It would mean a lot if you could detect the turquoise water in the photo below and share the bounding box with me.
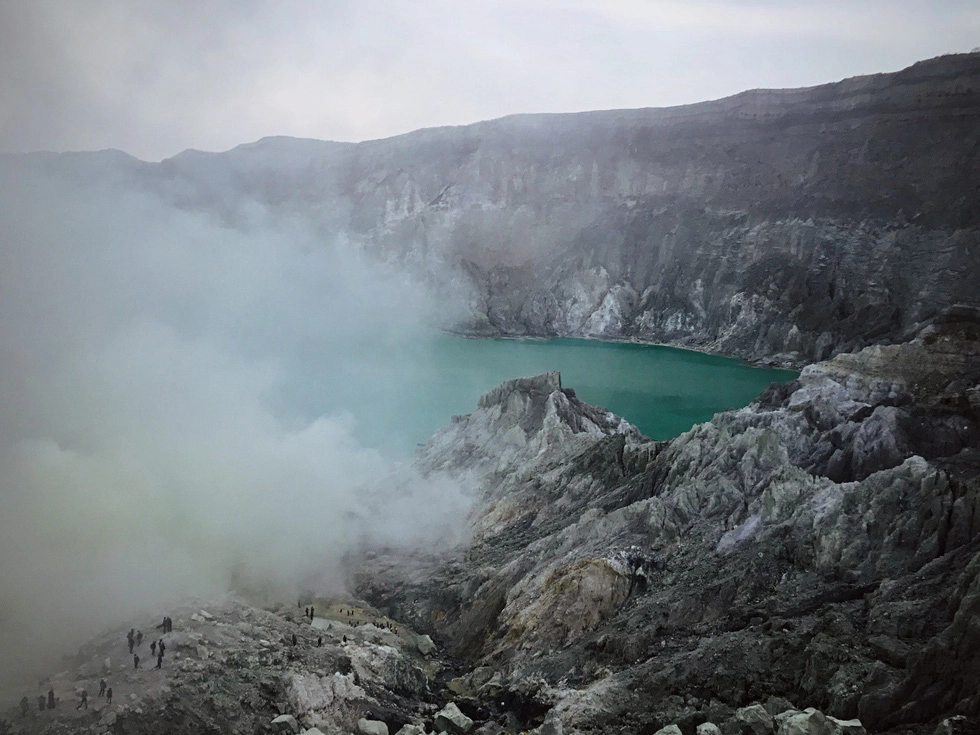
[277,334,797,455]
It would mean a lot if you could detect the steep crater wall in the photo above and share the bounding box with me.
[10,53,980,366]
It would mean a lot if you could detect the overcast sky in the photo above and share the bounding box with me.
[1,0,978,161]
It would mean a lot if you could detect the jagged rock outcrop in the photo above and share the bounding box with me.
[5,53,979,365]
[0,598,454,735]
[356,313,980,734]
[5,315,978,734]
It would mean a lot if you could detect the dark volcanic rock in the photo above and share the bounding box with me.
[6,53,980,366]
[356,316,980,735]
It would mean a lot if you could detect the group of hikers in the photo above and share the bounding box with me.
[334,605,398,635]
[128,618,169,670]
[18,615,172,719]
[19,681,111,718]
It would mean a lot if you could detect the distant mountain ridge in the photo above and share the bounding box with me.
[6,51,980,366]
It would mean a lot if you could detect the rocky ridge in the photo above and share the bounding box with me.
[4,314,979,735]
[0,597,457,735]
[5,53,979,365]
[355,311,980,734]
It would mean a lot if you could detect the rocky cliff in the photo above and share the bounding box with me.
[6,53,979,366]
[116,52,979,365]
[354,309,980,734]
[5,313,978,735]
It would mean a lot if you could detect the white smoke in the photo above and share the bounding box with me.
[0,162,472,694]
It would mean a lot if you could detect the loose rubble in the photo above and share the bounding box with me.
[3,316,978,735]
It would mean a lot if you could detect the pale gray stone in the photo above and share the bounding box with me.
[270,714,300,733]
[776,708,834,735]
[736,703,774,734]
[416,634,435,655]
[434,702,474,734]
[358,718,390,735]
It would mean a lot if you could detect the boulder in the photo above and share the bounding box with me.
[434,702,474,734]
[270,714,301,733]
[827,717,866,735]
[653,726,682,735]
[776,708,834,735]
[932,717,970,735]
[395,726,428,735]
[763,698,796,717]
[697,724,722,735]
[358,718,390,735]
[471,724,503,735]
[416,635,436,655]
[196,644,210,660]
[736,704,774,734]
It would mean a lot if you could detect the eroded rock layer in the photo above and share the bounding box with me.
[6,53,979,365]
[356,313,980,734]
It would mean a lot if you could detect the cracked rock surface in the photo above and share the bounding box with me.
[357,315,980,734]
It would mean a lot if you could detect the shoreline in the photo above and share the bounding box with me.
[437,328,805,371]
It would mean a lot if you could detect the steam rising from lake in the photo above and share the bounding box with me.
[0,168,471,692]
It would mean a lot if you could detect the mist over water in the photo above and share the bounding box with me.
[0,169,470,694]
[280,334,797,454]
[0,163,794,697]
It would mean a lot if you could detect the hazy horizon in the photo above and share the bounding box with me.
[2,1,977,161]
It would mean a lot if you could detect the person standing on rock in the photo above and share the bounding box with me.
[76,690,87,710]
[133,653,140,669]
[47,689,55,709]
[310,606,314,620]
[158,639,166,656]
[136,630,143,646]
[291,633,297,646]
[127,629,134,653]
[156,651,163,668]
[317,636,322,647]
[98,679,106,697]
[106,688,112,705]
[38,695,45,712]
[150,640,156,656]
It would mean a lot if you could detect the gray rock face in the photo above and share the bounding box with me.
[359,717,391,735]
[776,708,834,735]
[434,702,474,734]
[357,316,980,734]
[8,319,978,735]
[7,53,979,366]
[271,713,301,733]
[2,596,445,735]
[736,703,774,734]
